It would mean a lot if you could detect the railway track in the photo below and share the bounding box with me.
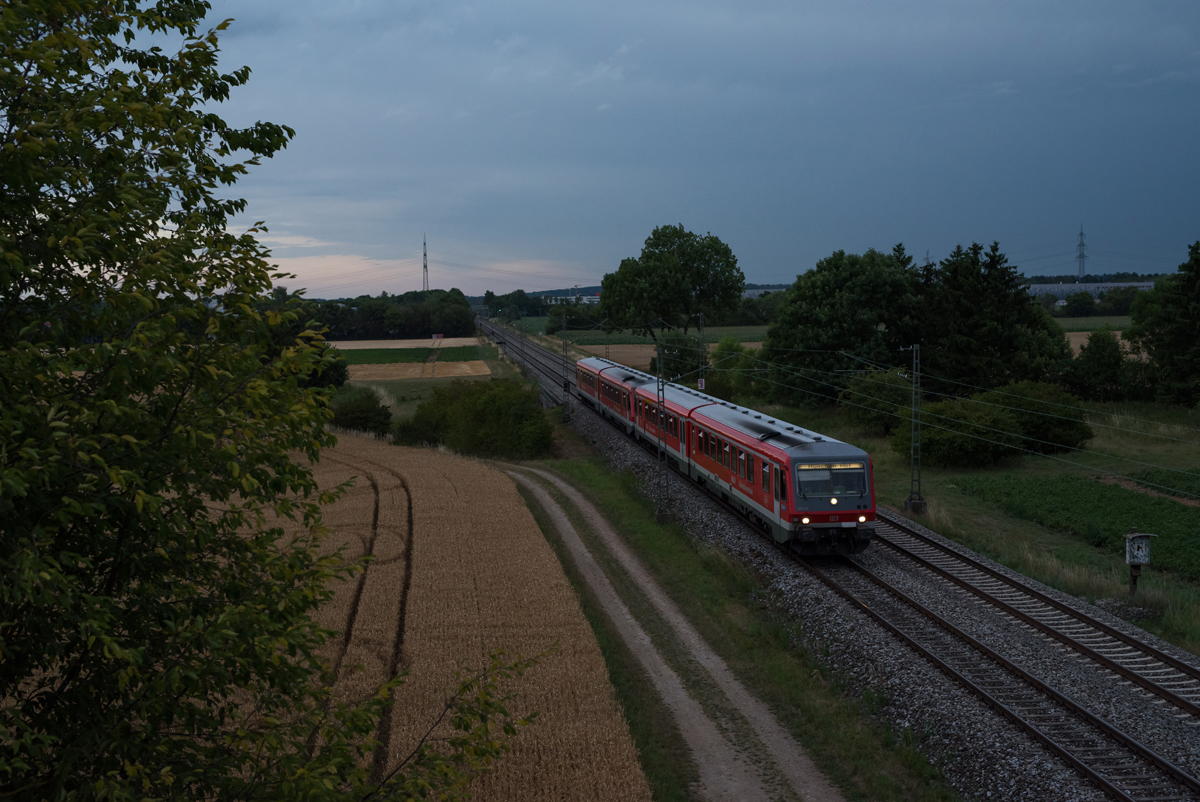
[477,318,580,405]
[802,555,1200,801]
[874,512,1200,724]
[477,316,1200,800]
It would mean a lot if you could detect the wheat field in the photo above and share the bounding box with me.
[310,435,650,800]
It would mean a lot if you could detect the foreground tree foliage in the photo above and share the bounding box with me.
[0,3,529,799]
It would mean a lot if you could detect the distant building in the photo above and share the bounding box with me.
[1026,281,1155,300]
[742,286,789,299]
[546,293,601,305]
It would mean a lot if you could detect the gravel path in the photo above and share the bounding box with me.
[519,467,847,802]
[507,471,777,801]
[566,400,1166,802]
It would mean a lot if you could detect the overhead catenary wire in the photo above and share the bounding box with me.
[628,332,1200,498]
[730,350,1200,481]
[542,315,1200,451]
[729,363,1200,500]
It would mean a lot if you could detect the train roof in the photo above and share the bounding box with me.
[690,395,866,459]
[578,357,866,460]
[578,357,657,387]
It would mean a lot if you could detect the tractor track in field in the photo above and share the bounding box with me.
[318,454,416,777]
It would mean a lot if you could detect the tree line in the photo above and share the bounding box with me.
[572,225,1199,466]
[306,288,476,340]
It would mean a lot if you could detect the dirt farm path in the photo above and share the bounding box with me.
[509,468,845,802]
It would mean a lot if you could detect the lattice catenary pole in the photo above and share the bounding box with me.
[655,340,672,523]
[561,305,571,421]
[902,344,926,514]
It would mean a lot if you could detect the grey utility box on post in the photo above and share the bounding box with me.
[1125,527,1158,596]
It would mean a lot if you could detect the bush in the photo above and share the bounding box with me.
[393,378,552,459]
[972,381,1093,454]
[839,370,912,436]
[331,386,392,433]
[700,336,763,400]
[647,330,707,382]
[892,399,1022,467]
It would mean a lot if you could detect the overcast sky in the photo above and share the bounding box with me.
[208,0,1200,298]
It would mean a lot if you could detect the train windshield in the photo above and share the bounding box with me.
[796,462,867,498]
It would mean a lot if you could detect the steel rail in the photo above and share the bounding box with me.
[875,510,1200,721]
[800,555,1200,801]
[477,318,577,402]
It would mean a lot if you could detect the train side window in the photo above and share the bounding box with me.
[737,449,744,478]
[723,442,730,469]
[762,461,770,490]
[747,453,754,479]
[773,466,781,500]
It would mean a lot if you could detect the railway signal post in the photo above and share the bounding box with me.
[561,306,571,422]
[1125,528,1157,596]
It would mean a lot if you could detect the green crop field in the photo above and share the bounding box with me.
[1055,316,1131,332]
[334,344,498,365]
[337,348,432,365]
[952,474,1200,581]
[719,397,1200,654]
[435,344,499,362]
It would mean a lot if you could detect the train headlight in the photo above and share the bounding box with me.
[801,517,810,525]
[859,515,866,523]
[830,498,837,505]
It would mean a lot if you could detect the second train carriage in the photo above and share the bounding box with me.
[576,356,876,555]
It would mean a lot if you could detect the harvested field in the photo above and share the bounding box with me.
[330,337,481,350]
[1065,330,1132,355]
[310,436,650,800]
[348,360,491,380]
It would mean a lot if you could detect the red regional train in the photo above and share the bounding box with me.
[576,356,876,555]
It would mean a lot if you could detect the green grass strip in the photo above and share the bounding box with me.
[515,482,698,802]
[537,458,958,802]
[1054,315,1132,332]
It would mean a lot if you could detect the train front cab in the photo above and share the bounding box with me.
[783,456,876,556]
